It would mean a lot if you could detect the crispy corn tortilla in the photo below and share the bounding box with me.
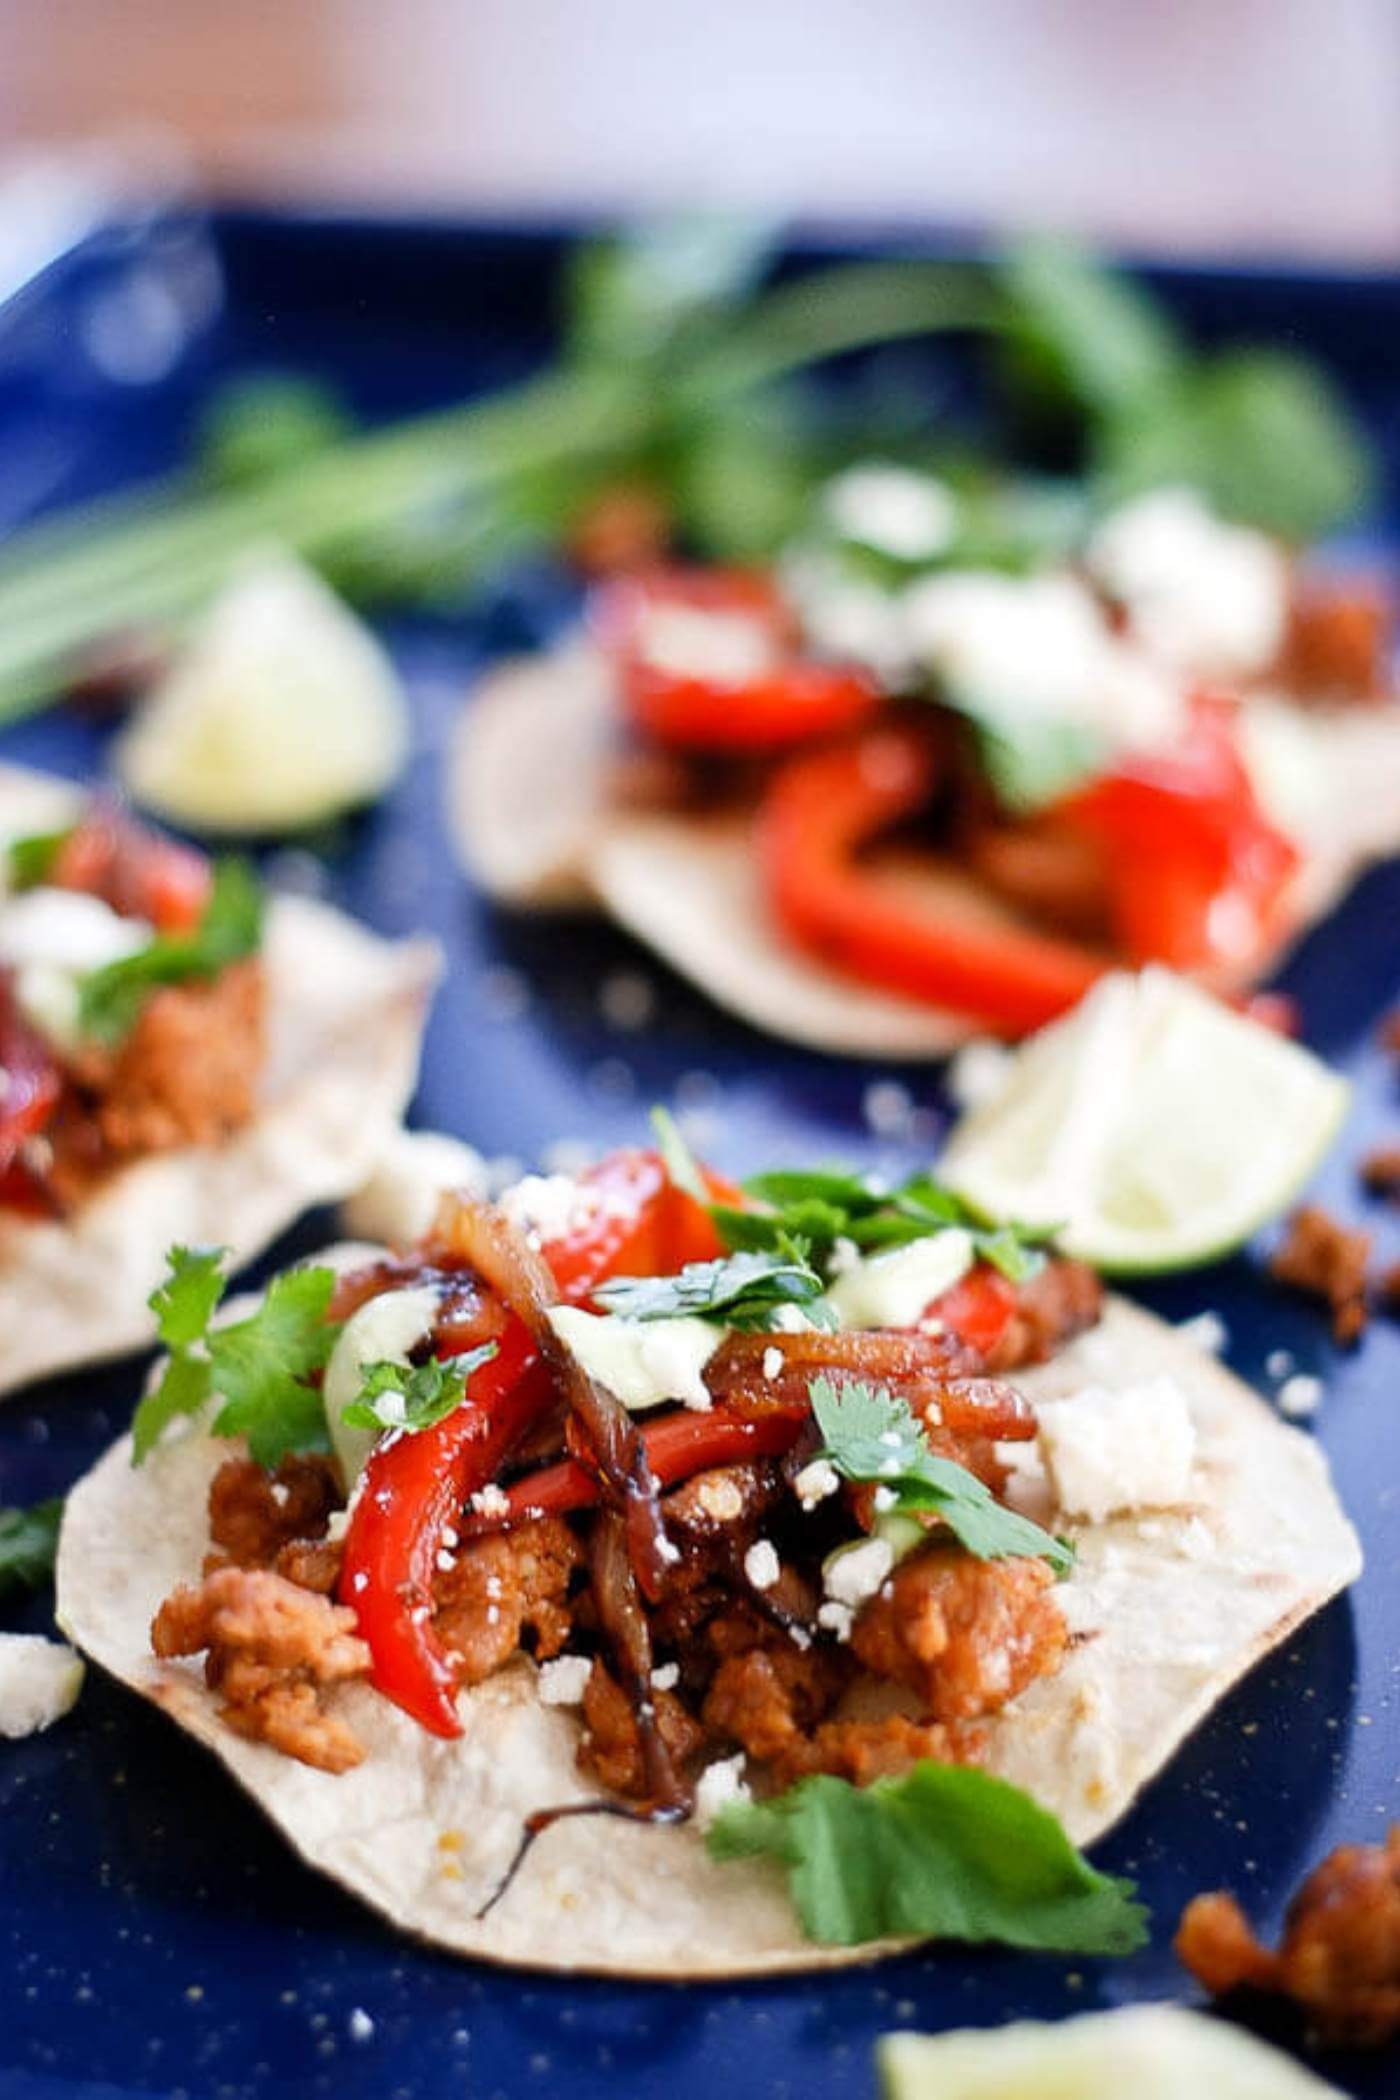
[449,644,1400,1059]
[58,1291,1360,1977]
[0,763,439,1394]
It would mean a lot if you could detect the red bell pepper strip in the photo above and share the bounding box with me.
[0,975,62,1184]
[759,726,1107,1035]
[927,1263,1018,1362]
[470,1401,809,1533]
[336,1149,729,1735]
[1059,695,1299,974]
[596,566,879,755]
[49,805,210,933]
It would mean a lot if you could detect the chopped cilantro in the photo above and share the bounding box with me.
[6,825,74,890]
[78,857,264,1045]
[722,1164,1051,1284]
[707,1759,1147,1953]
[0,1499,63,1598]
[133,1246,340,1468]
[593,1248,833,1332]
[342,1344,498,1435]
[810,1374,1072,1575]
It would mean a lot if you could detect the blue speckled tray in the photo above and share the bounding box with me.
[0,209,1397,2100]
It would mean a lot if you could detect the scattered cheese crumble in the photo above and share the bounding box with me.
[536,1655,593,1707]
[794,1459,840,1509]
[0,1634,84,1738]
[744,1540,781,1591]
[1037,1376,1196,1523]
[824,1535,894,1609]
[694,1754,751,1830]
[1278,1373,1323,1419]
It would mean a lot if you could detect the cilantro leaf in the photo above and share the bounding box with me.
[707,1760,1147,1953]
[79,857,264,1045]
[150,1244,229,1349]
[810,1374,1072,1575]
[133,1247,339,1468]
[729,1166,1050,1284]
[206,1268,339,1467]
[593,1249,831,1332]
[6,824,75,890]
[0,1499,64,1598]
[342,1342,498,1435]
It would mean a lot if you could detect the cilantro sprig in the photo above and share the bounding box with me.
[593,1248,834,1332]
[133,1245,340,1467]
[810,1374,1072,1576]
[707,1760,1147,1953]
[6,824,75,890]
[651,1114,1051,1285]
[0,1499,64,1598]
[342,1344,498,1436]
[79,857,264,1045]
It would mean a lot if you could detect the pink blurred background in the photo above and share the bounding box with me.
[3,0,1398,261]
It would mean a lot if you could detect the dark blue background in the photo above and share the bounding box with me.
[0,211,1396,2099]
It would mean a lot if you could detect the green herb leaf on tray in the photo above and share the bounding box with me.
[79,857,264,1045]
[706,1759,1148,1953]
[998,235,1186,424]
[342,1344,498,1436]
[0,1499,64,1599]
[133,1248,340,1469]
[810,1374,1072,1574]
[6,824,75,891]
[593,1249,833,1332]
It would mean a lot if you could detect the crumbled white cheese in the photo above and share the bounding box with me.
[546,1306,721,1411]
[499,1172,591,1245]
[694,1754,751,1831]
[696,1475,746,1523]
[1176,1309,1228,1356]
[341,1129,488,1246]
[469,1484,510,1520]
[536,1654,593,1707]
[794,1459,840,1509]
[825,1229,973,1331]
[782,548,912,684]
[817,1600,855,1642]
[1266,1348,1297,1381]
[0,1634,84,1737]
[1277,1374,1323,1420]
[946,1035,1015,1113]
[823,464,958,562]
[322,1283,442,1487]
[744,1540,781,1591]
[348,2008,375,2044]
[761,1346,783,1382]
[0,887,153,1054]
[1087,487,1289,681]
[651,1662,679,1692]
[902,568,1185,756]
[1037,1376,1196,1523]
[770,1303,815,1335]
[633,603,777,685]
[823,1535,894,1609]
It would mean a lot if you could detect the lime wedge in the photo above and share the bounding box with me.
[879,2006,1344,2099]
[116,552,409,835]
[941,968,1348,1274]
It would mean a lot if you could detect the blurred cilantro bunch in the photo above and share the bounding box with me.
[0,218,1373,720]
